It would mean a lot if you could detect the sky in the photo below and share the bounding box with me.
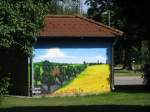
[81,0,89,13]
[33,48,107,64]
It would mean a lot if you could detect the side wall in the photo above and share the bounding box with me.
[0,49,29,96]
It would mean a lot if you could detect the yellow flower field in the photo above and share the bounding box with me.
[51,64,111,96]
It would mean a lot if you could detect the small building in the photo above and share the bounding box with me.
[1,15,123,96]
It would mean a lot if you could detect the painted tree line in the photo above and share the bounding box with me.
[34,61,87,93]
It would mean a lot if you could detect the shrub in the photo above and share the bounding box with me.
[0,75,10,96]
[0,74,10,105]
[142,64,150,86]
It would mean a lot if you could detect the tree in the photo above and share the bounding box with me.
[114,0,150,70]
[0,0,53,55]
[42,61,55,93]
[85,0,150,70]
[0,0,52,96]
[57,0,81,15]
[34,65,41,86]
[85,0,126,68]
[85,0,114,25]
[0,0,83,56]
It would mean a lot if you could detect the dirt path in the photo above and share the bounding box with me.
[115,76,144,85]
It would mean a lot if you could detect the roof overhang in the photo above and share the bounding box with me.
[39,15,123,39]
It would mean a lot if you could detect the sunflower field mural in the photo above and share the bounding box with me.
[33,48,111,96]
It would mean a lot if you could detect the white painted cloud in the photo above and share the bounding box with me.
[42,48,66,58]
[34,48,74,62]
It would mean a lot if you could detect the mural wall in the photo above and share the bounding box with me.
[33,48,111,96]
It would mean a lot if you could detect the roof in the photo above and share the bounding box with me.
[39,15,123,38]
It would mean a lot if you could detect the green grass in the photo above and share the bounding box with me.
[114,64,143,76]
[0,92,150,108]
[114,69,142,76]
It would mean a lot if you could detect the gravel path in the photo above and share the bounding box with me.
[115,76,144,85]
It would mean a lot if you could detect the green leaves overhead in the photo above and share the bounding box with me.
[85,0,124,28]
[0,0,49,55]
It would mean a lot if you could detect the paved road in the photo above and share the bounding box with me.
[114,76,144,85]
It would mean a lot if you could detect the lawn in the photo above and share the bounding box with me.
[0,92,150,108]
[114,64,143,77]
[114,69,142,76]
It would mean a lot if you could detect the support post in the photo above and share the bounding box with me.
[29,57,33,97]
[111,38,119,91]
[111,46,115,90]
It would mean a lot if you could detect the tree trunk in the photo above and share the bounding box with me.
[48,85,51,93]
[122,39,133,70]
[35,81,38,87]
[147,41,150,63]
[137,41,142,64]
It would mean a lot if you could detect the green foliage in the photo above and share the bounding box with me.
[0,0,49,55]
[60,0,81,15]
[141,41,150,86]
[0,76,10,96]
[0,0,82,55]
[0,65,11,96]
[142,64,150,86]
[0,0,82,53]
[47,0,81,15]
[85,0,124,28]
[85,0,150,70]
[34,65,41,86]
[115,1,150,39]
[141,41,150,64]
[41,61,55,92]
[85,0,110,23]
[114,1,150,69]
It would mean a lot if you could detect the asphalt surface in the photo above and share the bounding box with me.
[114,76,144,85]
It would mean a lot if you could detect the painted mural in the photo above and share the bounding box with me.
[33,48,111,96]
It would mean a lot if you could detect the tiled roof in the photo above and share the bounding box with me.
[39,15,123,38]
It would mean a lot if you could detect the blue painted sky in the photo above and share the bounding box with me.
[33,48,107,64]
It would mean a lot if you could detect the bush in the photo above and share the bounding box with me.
[0,74,10,105]
[0,76,10,96]
[142,64,150,86]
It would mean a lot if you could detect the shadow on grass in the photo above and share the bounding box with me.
[114,85,150,93]
[0,105,150,112]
